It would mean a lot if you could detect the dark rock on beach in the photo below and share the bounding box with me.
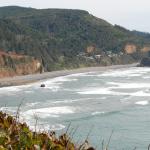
[40,84,45,87]
[139,57,150,67]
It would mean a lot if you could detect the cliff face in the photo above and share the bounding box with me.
[141,46,150,52]
[0,51,43,78]
[124,44,150,54]
[124,44,137,54]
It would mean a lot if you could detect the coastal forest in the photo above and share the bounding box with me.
[0,6,150,72]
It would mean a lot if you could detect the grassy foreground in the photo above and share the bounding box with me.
[0,111,95,150]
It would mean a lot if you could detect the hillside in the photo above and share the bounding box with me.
[0,6,150,72]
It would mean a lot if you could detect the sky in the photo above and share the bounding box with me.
[0,0,150,32]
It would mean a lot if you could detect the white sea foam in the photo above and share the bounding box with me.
[43,76,77,84]
[135,101,149,105]
[23,106,75,119]
[0,107,17,113]
[120,96,131,102]
[131,91,150,97]
[98,67,150,77]
[48,124,65,131]
[52,99,78,104]
[108,82,150,89]
[67,72,88,77]
[100,97,107,100]
[52,98,91,104]
[68,72,96,77]
[0,84,34,95]
[77,87,128,95]
[77,88,112,95]
[78,86,150,97]
[24,90,34,93]
[142,76,150,79]
[91,111,105,116]
[0,86,22,93]
[34,113,59,118]
[29,123,65,131]
[25,102,40,107]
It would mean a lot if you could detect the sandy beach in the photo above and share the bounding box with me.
[0,63,138,87]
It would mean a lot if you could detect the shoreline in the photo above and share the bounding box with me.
[0,63,138,87]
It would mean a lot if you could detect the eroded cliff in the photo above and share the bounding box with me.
[0,50,43,78]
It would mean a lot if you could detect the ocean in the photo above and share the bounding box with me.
[0,66,150,149]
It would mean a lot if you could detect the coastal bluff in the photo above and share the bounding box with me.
[0,50,43,78]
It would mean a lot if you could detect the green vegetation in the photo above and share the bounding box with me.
[0,6,150,71]
[0,111,95,150]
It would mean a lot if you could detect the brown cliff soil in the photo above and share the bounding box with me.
[141,46,150,52]
[0,50,43,78]
[124,44,137,54]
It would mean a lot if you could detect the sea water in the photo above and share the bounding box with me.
[1,67,150,149]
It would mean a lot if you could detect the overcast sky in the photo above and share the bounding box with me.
[0,0,150,32]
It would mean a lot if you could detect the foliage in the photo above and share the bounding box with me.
[0,6,150,71]
[0,111,95,150]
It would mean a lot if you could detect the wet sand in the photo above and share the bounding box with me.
[0,63,138,87]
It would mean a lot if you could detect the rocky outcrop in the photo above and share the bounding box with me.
[139,57,150,67]
[124,44,137,54]
[0,50,43,78]
[141,46,150,52]
[124,44,150,54]
[86,46,96,54]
